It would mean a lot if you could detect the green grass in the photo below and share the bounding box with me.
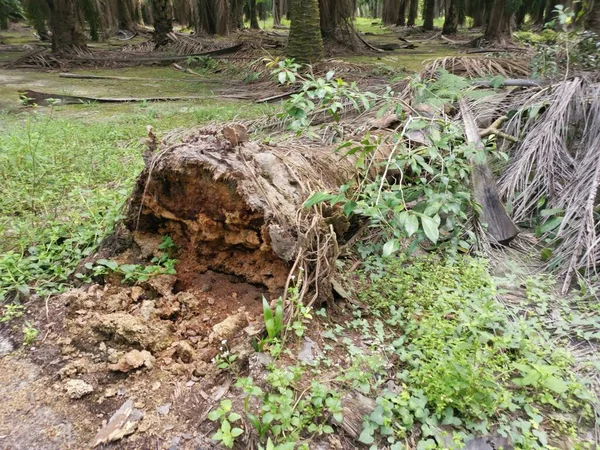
[0,99,270,302]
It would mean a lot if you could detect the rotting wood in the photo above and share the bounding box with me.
[120,124,363,305]
[356,33,385,52]
[459,98,519,244]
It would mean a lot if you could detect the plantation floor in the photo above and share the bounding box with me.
[1,27,599,450]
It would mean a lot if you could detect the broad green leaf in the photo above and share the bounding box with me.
[405,214,419,237]
[382,239,399,257]
[544,376,568,394]
[420,215,439,244]
[540,216,562,234]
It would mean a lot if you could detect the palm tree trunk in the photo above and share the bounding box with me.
[484,0,511,41]
[586,0,600,33]
[47,0,86,53]
[396,0,406,25]
[288,0,323,62]
[407,0,418,26]
[443,0,459,34]
[150,0,173,47]
[249,0,260,28]
[422,0,435,30]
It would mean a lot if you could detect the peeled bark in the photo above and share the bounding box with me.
[47,0,86,53]
[125,125,357,296]
[288,0,323,62]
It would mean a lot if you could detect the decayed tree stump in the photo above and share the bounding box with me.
[124,124,358,297]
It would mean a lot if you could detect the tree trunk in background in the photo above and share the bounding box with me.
[118,0,136,30]
[396,0,406,25]
[288,0,323,62]
[249,0,260,28]
[382,0,399,25]
[515,1,527,29]
[258,1,266,20]
[273,0,281,25]
[423,0,435,29]
[47,0,86,53]
[407,0,418,26]
[544,0,557,25]
[457,0,465,26]
[587,0,600,32]
[319,0,354,41]
[443,0,459,34]
[484,0,511,41]
[150,0,173,46]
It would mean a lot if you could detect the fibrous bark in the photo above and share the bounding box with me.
[288,0,323,62]
[150,0,173,47]
[47,0,86,53]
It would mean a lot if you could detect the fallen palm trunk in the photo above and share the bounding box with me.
[123,124,359,302]
[460,98,519,244]
[18,90,249,106]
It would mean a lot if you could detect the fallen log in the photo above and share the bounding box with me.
[122,124,360,303]
[459,98,519,244]
[18,89,226,106]
[58,72,226,84]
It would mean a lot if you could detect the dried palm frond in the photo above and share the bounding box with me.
[497,78,600,292]
[499,78,587,222]
[421,56,531,79]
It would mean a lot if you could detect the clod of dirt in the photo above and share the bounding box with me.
[93,312,171,352]
[132,231,163,259]
[173,341,195,363]
[91,398,144,447]
[209,312,248,344]
[108,349,155,373]
[65,379,94,399]
[130,286,144,302]
[155,296,180,319]
[147,274,177,297]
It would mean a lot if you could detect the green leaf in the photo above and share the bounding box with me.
[405,213,419,237]
[208,410,222,421]
[231,427,244,438]
[228,412,241,422]
[303,192,333,208]
[221,419,231,433]
[544,376,568,394]
[540,216,562,234]
[221,399,232,411]
[420,215,439,244]
[278,72,286,84]
[358,427,375,444]
[382,239,399,257]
